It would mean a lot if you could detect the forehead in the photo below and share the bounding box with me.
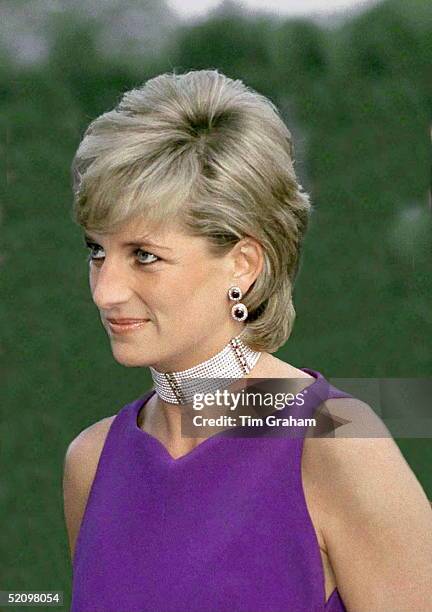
[111,216,180,241]
[88,215,163,235]
[85,216,207,251]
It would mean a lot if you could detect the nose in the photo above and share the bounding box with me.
[89,257,134,311]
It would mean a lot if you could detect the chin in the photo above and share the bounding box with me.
[111,347,155,368]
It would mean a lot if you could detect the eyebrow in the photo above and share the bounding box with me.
[83,233,172,251]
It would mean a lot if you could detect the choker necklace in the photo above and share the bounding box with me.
[149,330,262,404]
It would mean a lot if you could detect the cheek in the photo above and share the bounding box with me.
[155,266,222,310]
[183,268,228,311]
[88,264,104,298]
[88,265,96,293]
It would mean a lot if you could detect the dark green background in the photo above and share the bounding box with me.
[1,0,431,608]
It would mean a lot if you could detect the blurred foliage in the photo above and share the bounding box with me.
[1,0,431,605]
[172,13,277,92]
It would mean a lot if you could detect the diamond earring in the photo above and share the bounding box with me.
[228,286,248,321]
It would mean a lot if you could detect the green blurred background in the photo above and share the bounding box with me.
[1,0,431,607]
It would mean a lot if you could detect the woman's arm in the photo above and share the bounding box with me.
[62,416,115,562]
[306,399,432,612]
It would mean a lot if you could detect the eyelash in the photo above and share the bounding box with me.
[84,241,160,266]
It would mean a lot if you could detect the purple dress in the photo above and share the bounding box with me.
[71,368,353,612]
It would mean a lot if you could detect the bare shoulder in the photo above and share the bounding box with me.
[62,414,116,562]
[302,398,432,610]
[253,353,315,380]
[302,396,429,515]
[64,414,116,464]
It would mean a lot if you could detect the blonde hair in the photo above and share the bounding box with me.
[71,69,313,352]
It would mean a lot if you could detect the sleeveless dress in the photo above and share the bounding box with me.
[71,368,353,612]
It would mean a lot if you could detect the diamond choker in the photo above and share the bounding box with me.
[149,330,262,404]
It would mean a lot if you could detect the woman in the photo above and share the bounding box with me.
[64,69,432,612]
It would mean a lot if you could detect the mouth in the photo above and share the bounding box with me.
[106,319,150,334]
[107,318,148,324]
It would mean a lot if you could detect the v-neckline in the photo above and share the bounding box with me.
[130,368,325,464]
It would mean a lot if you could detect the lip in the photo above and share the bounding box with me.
[107,318,148,324]
[107,319,149,334]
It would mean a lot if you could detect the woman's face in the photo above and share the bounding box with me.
[85,216,259,371]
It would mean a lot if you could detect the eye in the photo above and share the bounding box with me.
[84,241,160,266]
[85,241,104,261]
[136,249,159,265]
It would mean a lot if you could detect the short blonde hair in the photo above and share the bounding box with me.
[71,69,313,353]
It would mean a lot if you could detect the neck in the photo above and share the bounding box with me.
[149,329,262,405]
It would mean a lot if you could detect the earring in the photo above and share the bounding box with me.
[228,286,248,322]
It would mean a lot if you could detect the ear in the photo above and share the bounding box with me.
[229,237,264,293]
